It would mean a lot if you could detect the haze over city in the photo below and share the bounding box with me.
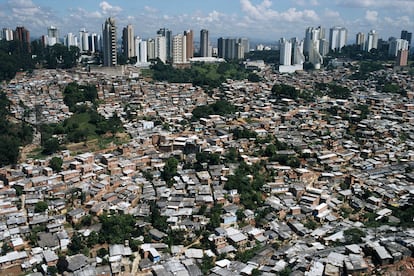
[0,0,413,41]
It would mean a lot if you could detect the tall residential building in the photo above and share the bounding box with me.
[356,32,365,50]
[122,24,135,58]
[14,26,30,52]
[147,39,155,60]
[217,37,247,59]
[329,26,347,52]
[293,40,305,65]
[102,17,117,67]
[279,38,292,65]
[396,49,409,66]
[217,37,225,58]
[64,33,77,49]
[88,33,100,53]
[366,30,378,52]
[184,30,194,61]
[157,28,172,61]
[135,37,147,64]
[79,29,89,52]
[401,30,412,47]
[2,28,13,41]
[235,42,244,59]
[155,35,167,63]
[47,26,59,46]
[239,38,250,53]
[200,29,209,57]
[172,34,187,64]
[388,38,409,57]
[304,26,324,55]
[319,39,329,57]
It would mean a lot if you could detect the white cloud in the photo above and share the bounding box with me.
[324,9,340,18]
[336,0,414,12]
[240,0,319,22]
[144,6,157,13]
[99,1,122,15]
[294,0,319,6]
[365,10,378,23]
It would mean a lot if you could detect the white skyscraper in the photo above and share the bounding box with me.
[293,39,305,65]
[329,26,347,51]
[2,28,13,41]
[155,35,167,63]
[172,34,187,64]
[47,26,59,46]
[309,40,323,69]
[64,33,77,48]
[147,39,155,60]
[304,26,324,55]
[279,38,304,73]
[135,37,148,64]
[79,28,89,52]
[389,38,409,57]
[356,32,365,50]
[280,38,292,65]
[366,30,378,52]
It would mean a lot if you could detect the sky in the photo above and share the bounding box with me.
[0,0,413,43]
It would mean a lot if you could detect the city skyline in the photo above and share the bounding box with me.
[0,0,413,42]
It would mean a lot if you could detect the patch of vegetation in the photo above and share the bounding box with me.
[0,40,34,81]
[0,92,33,166]
[314,83,351,99]
[343,228,366,244]
[151,59,248,88]
[63,83,98,111]
[245,50,279,64]
[224,162,267,210]
[350,61,385,80]
[99,214,143,244]
[192,100,237,121]
[40,106,123,153]
[161,157,179,186]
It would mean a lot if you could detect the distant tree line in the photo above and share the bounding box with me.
[0,40,79,82]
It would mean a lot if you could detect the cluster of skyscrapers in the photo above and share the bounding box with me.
[278,26,412,72]
[1,20,412,68]
[1,26,31,52]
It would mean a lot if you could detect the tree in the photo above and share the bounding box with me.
[42,137,60,155]
[97,248,108,258]
[49,157,63,172]
[34,201,48,213]
[199,255,215,274]
[271,84,298,99]
[68,233,84,255]
[56,256,68,274]
[1,242,12,255]
[162,157,178,185]
[87,231,99,247]
[343,228,366,244]
[247,72,261,82]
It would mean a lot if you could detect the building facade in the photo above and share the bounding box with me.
[184,30,194,61]
[172,34,187,64]
[102,17,117,67]
[200,29,209,57]
[366,30,378,52]
[122,24,135,59]
[329,26,347,52]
